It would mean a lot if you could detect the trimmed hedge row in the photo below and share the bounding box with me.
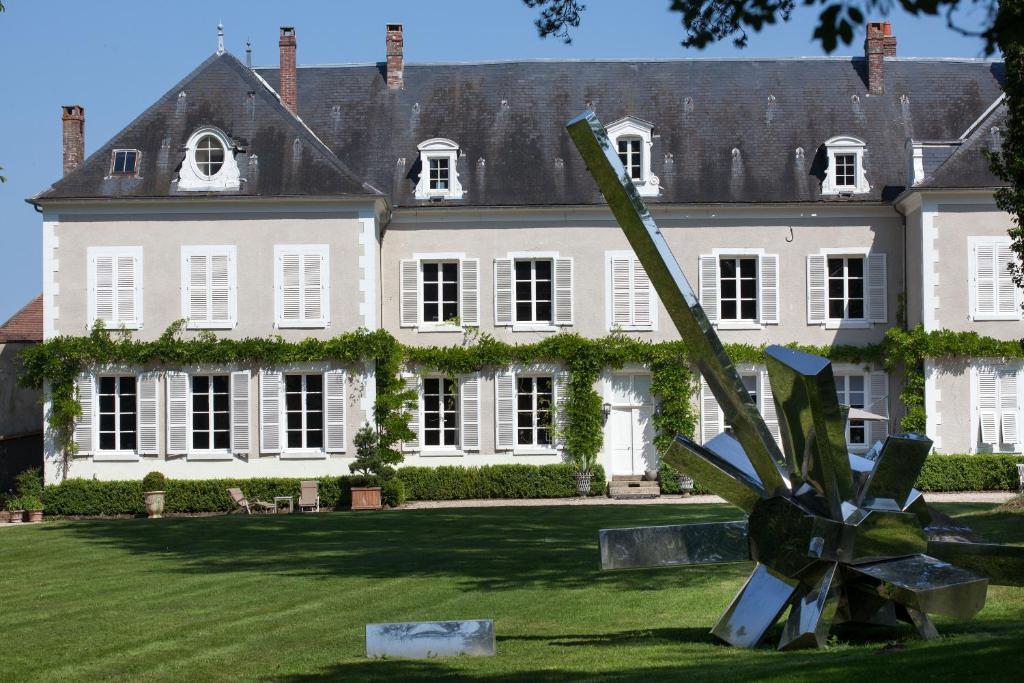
[42,464,606,516]
[915,454,1023,492]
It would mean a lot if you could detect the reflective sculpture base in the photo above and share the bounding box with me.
[567,110,1023,650]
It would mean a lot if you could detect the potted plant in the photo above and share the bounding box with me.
[678,472,695,496]
[6,496,24,524]
[142,471,168,519]
[20,496,44,523]
[349,423,404,510]
[570,449,599,497]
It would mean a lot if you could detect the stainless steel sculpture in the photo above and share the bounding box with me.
[566,110,1024,650]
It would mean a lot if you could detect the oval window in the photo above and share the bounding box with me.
[193,134,226,179]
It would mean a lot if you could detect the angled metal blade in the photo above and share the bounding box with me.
[926,541,1024,587]
[664,434,765,513]
[846,554,988,619]
[598,521,749,570]
[839,509,928,565]
[764,346,854,518]
[778,562,841,650]
[711,563,799,648]
[566,111,787,496]
[857,433,933,508]
[704,432,765,487]
[898,606,940,640]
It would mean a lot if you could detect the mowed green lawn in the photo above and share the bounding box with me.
[1,503,1022,683]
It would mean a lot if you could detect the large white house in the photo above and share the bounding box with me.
[29,22,1021,485]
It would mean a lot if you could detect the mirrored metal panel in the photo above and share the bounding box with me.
[599,521,750,570]
[366,620,496,659]
[711,563,799,648]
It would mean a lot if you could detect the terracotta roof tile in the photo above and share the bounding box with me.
[0,295,43,343]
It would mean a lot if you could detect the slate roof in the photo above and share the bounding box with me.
[258,57,1005,206]
[34,52,1006,206]
[0,295,43,343]
[34,53,378,202]
[920,98,1009,189]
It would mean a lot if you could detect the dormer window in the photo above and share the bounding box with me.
[177,127,241,192]
[416,138,463,200]
[606,116,659,197]
[110,149,139,176]
[822,136,869,195]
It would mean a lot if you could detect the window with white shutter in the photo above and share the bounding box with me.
[137,372,160,456]
[88,247,143,329]
[699,251,778,328]
[165,371,189,456]
[976,365,1023,451]
[324,369,347,454]
[495,371,516,450]
[500,253,572,329]
[401,255,479,329]
[460,373,481,451]
[275,245,329,328]
[181,246,237,329]
[402,374,422,452]
[703,369,781,447]
[606,252,655,330]
[867,371,890,446]
[808,250,886,326]
[259,369,283,454]
[73,372,95,455]
[700,376,722,444]
[230,370,251,455]
[970,237,1022,321]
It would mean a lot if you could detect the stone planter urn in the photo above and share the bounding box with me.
[7,509,23,524]
[574,472,594,497]
[678,474,695,496]
[351,487,382,511]
[25,510,43,523]
[643,469,659,481]
[144,491,166,519]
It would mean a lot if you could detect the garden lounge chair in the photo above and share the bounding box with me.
[298,480,320,512]
[227,487,277,515]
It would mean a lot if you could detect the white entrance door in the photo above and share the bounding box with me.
[608,374,658,476]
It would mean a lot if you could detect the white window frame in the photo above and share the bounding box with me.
[971,362,1023,454]
[109,148,140,177]
[177,127,241,192]
[91,373,143,461]
[822,136,869,195]
[402,252,478,332]
[420,375,461,454]
[282,371,327,456]
[180,245,237,329]
[415,138,463,200]
[969,236,1022,321]
[505,251,562,331]
[515,373,556,451]
[274,244,330,329]
[826,254,867,324]
[187,372,233,459]
[699,248,779,330]
[605,251,657,331]
[809,247,886,330]
[87,246,143,330]
[606,116,660,197]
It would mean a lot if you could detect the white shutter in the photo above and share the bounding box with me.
[230,370,250,455]
[259,369,282,454]
[760,254,780,325]
[610,255,633,327]
[166,371,189,455]
[399,259,420,327]
[137,372,159,455]
[633,256,653,328]
[554,257,574,325]
[303,251,323,322]
[554,370,570,447]
[280,253,301,324]
[459,259,480,327]
[116,254,138,325]
[700,376,722,443]
[974,242,997,317]
[996,243,1019,317]
[494,258,514,325]
[459,373,481,451]
[699,255,719,323]
[866,253,887,323]
[187,252,209,322]
[325,369,347,453]
[978,368,998,445]
[807,254,827,324]
[759,368,781,448]
[402,374,421,451]
[210,253,232,323]
[868,371,889,445]
[999,369,1019,445]
[73,372,95,455]
[93,255,115,324]
[495,371,516,450]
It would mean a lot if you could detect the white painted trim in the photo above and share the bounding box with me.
[924,359,942,451]
[604,250,658,332]
[176,126,241,192]
[358,211,379,330]
[274,244,331,328]
[42,215,58,339]
[606,116,660,197]
[412,251,467,261]
[968,235,1022,321]
[415,138,464,200]
[86,245,143,331]
[921,198,940,331]
[180,245,238,329]
[821,136,870,195]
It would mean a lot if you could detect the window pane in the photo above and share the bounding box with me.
[193,375,209,393]
[286,392,302,410]
[307,393,322,411]
[442,282,458,301]
[537,377,553,394]
[740,279,756,298]
[444,429,457,446]
[518,429,532,445]
[120,413,136,432]
[847,258,863,277]
[100,414,116,431]
[515,261,532,279]
[119,377,136,393]
[535,260,551,279]
[442,302,459,320]
[194,432,209,450]
[741,301,757,320]
[721,301,737,320]
[721,279,737,298]
[285,375,302,392]
[307,431,323,448]
[516,302,533,321]
[423,303,439,322]
[99,376,116,393]
[212,375,228,393]
[535,301,552,322]
[213,412,229,431]
[214,431,230,450]
[287,413,302,430]
[99,395,116,413]
[827,259,844,277]
[288,431,302,448]
[307,412,322,431]
[848,300,864,319]
[422,262,438,280]
[213,393,228,412]
[99,433,116,450]
[121,432,136,451]
[442,262,458,280]
[829,301,845,318]
[535,281,551,301]
[194,413,210,430]
[193,394,209,412]
[719,260,736,278]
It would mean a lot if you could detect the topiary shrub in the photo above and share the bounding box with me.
[915,454,1022,492]
[142,471,168,492]
[381,478,406,507]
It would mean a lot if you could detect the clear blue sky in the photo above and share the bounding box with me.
[0,0,997,322]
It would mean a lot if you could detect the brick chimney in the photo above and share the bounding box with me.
[61,105,85,176]
[864,21,896,96]
[386,24,404,90]
[279,26,297,113]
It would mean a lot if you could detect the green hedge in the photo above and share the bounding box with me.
[43,464,606,515]
[915,454,1023,492]
[396,464,606,500]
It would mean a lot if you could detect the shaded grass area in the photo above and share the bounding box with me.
[0,503,1022,682]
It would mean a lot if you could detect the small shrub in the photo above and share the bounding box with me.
[142,471,168,492]
[15,495,43,511]
[915,454,1022,492]
[15,467,43,498]
[381,478,406,507]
